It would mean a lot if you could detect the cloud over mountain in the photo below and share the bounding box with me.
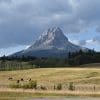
[0,0,100,48]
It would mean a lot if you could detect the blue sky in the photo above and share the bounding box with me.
[68,27,100,51]
[0,0,100,56]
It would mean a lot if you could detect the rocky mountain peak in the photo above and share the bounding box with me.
[29,27,69,50]
[12,27,88,58]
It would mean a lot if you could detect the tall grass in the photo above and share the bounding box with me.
[0,68,100,92]
[10,80,37,89]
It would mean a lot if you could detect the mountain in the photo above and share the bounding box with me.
[12,27,88,58]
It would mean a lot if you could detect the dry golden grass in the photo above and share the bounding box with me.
[0,89,100,100]
[0,67,100,98]
[0,68,100,88]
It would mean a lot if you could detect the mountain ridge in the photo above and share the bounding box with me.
[11,27,88,58]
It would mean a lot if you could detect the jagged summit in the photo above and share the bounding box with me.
[12,27,88,58]
[40,27,67,39]
[29,27,69,50]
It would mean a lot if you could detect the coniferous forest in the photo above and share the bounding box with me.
[0,50,100,71]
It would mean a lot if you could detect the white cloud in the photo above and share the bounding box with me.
[71,37,100,47]
[0,0,100,48]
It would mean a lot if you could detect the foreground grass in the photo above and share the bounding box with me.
[0,90,100,100]
[0,68,100,87]
[0,92,34,100]
[0,68,100,90]
[0,91,73,100]
[0,67,100,99]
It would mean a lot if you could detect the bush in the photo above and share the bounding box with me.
[10,83,21,88]
[56,83,62,90]
[22,84,30,89]
[40,85,47,90]
[53,85,56,90]
[10,80,37,89]
[68,82,75,91]
[22,80,37,89]
[8,77,13,80]
[29,80,37,89]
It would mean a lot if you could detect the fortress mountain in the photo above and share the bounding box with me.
[12,27,88,58]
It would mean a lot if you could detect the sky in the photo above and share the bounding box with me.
[0,0,100,56]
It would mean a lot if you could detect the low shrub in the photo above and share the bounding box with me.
[10,83,21,88]
[68,82,75,91]
[29,80,37,89]
[56,83,62,90]
[22,80,37,89]
[40,85,47,90]
[53,85,56,90]
[10,80,37,89]
[8,77,13,80]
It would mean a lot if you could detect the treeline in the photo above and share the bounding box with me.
[67,50,100,65]
[0,56,38,71]
[0,50,100,70]
[0,61,37,71]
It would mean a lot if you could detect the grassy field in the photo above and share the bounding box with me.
[0,67,100,99]
[0,91,100,100]
[0,68,100,87]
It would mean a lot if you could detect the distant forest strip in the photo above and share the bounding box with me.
[0,50,100,71]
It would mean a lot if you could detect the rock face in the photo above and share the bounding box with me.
[29,27,69,50]
[12,27,88,58]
